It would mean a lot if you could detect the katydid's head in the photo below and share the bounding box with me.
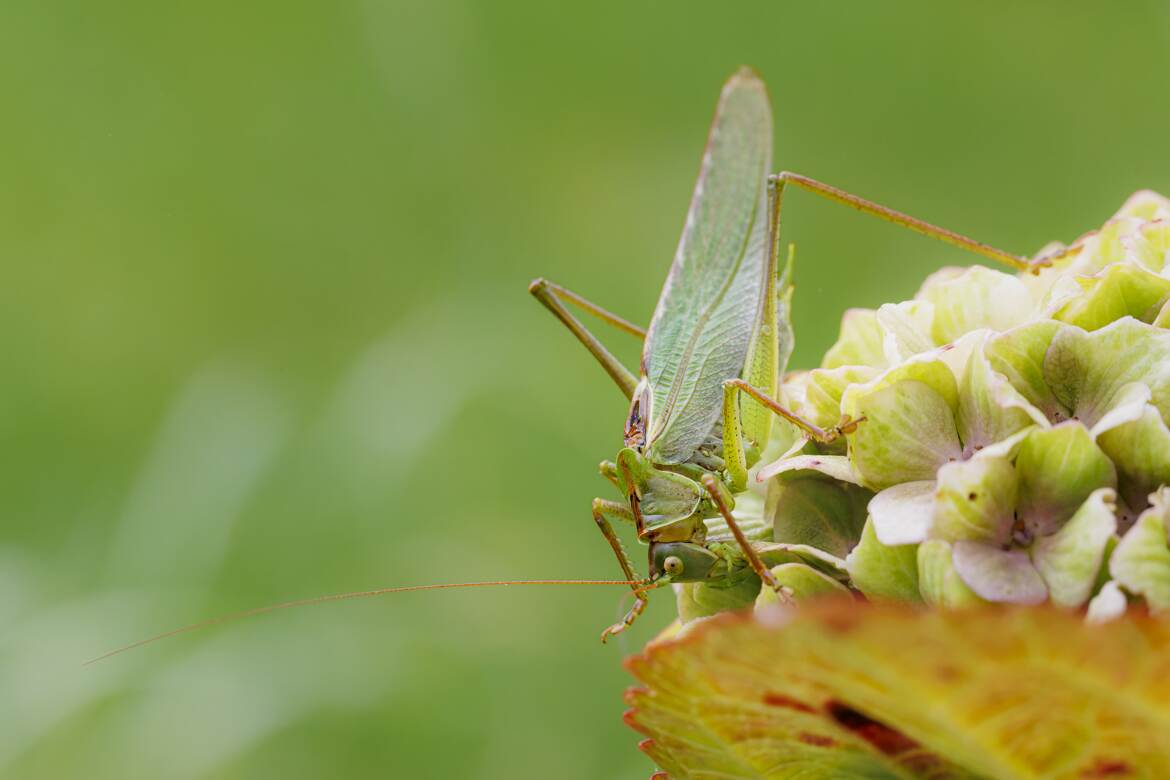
[651,542,719,583]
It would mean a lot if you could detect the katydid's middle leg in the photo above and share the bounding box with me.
[591,498,649,642]
[721,378,862,490]
[529,278,642,399]
[700,474,787,600]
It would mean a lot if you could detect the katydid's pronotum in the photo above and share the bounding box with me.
[531,67,1072,641]
[90,67,1080,663]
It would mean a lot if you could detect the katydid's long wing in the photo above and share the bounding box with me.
[641,68,773,465]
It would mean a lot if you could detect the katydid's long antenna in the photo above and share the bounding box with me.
[85,579,647,666]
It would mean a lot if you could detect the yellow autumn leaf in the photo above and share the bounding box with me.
[625,601,1170,779]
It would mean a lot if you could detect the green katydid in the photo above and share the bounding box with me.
[531,67,1064,641]
[89,68,1077,664]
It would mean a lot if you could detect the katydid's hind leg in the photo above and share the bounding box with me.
[771,172,1052,275]
[591,498,649,642]
[722,378,858,490]
[528,278,641,398]
[699,475,787,599]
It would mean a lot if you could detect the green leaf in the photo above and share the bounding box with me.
[765,471,871,559]
[845,516,921,602]
[1031,488,1118,607]
[626,602,1170,778]
[916,265,1033,344]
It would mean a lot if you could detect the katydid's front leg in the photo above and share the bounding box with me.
[721,378,862,491]
[528,278,643,399]
[591,498,649,642]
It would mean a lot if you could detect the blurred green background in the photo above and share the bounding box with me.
[2,2,1169,778]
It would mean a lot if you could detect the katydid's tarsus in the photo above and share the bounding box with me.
[532,67,1062,641]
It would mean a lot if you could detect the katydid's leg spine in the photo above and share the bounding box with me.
[592,498,649,642]
[699,474,784,596]
[772,172,1060,275]
[529,278,640,398]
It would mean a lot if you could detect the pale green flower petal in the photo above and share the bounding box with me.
[801,365,880,430]
[917,265,1034,344]
[1044,317,1170,428]
[1053,262,1170,331]
[755,563,849,608]
[1066,217,1143,276]
[1113,189,1170,222]
[952,541,1048,605]
[869,480,936,545]
[839,356,963,490]
[1109,488,1170,611]
[764,471,870,558]
[846,380,962,490]
[763,543,850,579]
[1154,298,1170,328]
[1086,580,1127,623]
[845,516,921,602]
[822,308,885,369]
[957,338,1046,453]
[1031,488,1118,607]
[917,539,983,607]
[932,454,1017,544]
[1123,219,1170,274]
[985,320,1065,421]
[843,353,961,413]
[1015,423,1116,537]
[1097,400,1170,512]
[1089,381,1152,438]
[755,453,860,485]
[877,300,935,363]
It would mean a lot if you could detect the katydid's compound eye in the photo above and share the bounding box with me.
[663,556,684,576]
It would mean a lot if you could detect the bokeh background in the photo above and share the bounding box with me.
[3,2,1170,778]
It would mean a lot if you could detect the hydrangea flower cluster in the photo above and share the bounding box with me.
[753,190,1170,621]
